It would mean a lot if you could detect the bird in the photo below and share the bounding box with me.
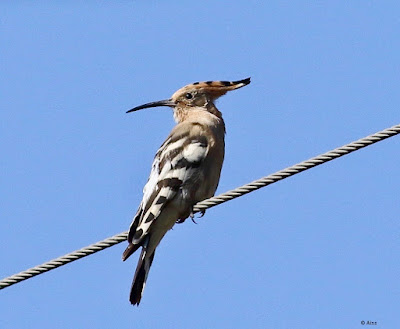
[123,77,251,305]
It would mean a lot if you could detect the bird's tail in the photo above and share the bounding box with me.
[129,238,155,306]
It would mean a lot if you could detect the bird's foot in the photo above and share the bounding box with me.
[176,208,205,224]
[189,210,198,224]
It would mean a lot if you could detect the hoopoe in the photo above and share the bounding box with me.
[123,77,251,305]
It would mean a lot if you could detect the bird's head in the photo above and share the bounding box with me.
[127,78,251,121]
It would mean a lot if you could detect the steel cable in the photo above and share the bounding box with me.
[1,123,399,290]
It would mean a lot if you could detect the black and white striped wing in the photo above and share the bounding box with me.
[127,132,209,246]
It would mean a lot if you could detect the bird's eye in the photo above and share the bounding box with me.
[185,93,193,99]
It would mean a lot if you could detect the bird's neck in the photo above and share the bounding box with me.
[205,102,223,120]
[173,105,224,126]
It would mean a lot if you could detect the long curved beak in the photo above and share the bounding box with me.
[126,99,176,113]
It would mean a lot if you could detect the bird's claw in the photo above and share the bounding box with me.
[176,207,205,224]
[189,210,198,224]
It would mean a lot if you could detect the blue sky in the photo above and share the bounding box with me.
[1,2,400,328]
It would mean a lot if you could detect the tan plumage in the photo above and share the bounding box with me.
[123,77,251,305]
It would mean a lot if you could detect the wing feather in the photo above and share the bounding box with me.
[125,124,209,252]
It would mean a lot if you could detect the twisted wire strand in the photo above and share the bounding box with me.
[0,232,128,289]
[193,124,400,212]
[1,123,399,290]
